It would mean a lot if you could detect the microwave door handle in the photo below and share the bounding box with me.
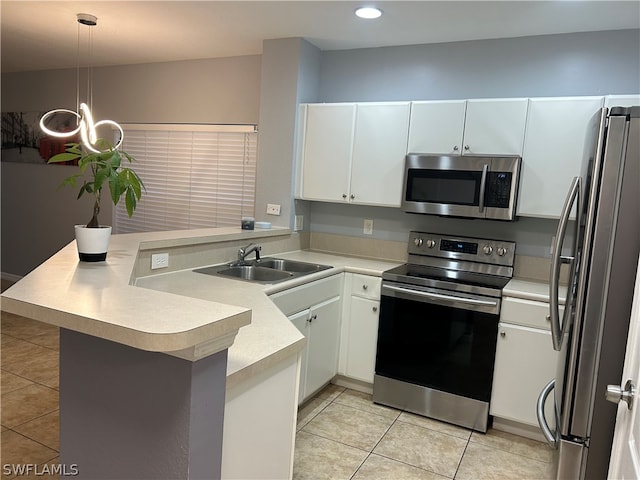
[478,164,489,213]
[547,176,580,351]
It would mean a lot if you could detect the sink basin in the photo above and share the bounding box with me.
[194,257,332,284]
[249,257,332,274]
[195,265,294,283]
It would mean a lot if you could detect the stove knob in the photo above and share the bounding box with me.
[426,239,436,248]
[497,247,507,256]
[413,237,423,247]
[482,245,493,255]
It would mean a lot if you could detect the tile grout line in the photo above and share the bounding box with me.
[3,426,60,454]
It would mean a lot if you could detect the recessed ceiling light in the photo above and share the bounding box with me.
[355,6,383,19]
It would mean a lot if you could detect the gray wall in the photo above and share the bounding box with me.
[2,29,639,276]
[306,29,640,257]
[1,56,261,277]
[255,38,320,229]
[318,30,640,102]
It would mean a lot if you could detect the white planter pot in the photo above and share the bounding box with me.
[74,225,112,262]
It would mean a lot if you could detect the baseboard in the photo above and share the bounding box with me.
[492,416,548,443]
[1,272,22,284]
[332,375,373,395]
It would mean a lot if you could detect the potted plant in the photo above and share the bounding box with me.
[48,139,144,262]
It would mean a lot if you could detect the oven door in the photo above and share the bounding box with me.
[375,281,500,403]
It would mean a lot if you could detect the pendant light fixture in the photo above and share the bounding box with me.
[39,13,124,153]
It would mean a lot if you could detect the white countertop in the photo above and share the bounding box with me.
[1,227,400,388]
[504,277,568,304]
[136,250,400,387]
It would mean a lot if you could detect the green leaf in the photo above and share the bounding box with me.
[125,187,137,217]
[48,152,80,163]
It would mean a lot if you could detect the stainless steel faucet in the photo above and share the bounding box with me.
[237,243,261,264]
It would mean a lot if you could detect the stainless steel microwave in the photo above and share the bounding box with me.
[401,154,521,221]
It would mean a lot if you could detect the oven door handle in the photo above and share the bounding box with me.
[382,284,498,307]
[478,163,489,214]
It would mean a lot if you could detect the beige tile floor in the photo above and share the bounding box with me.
[1,296,554,480]
[1,310,60,480]
[295,386,556,480]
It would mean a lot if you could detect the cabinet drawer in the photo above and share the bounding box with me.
[270,274,342,316]
[349,274,381,300]
[501,296,563,330]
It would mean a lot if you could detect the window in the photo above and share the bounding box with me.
[113,124,257,234]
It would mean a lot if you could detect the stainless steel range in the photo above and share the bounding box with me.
[373,231,516,432]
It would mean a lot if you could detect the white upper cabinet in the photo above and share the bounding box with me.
[605,95,640,108]
[407,100,466,154]
[299,102,410,207]
[462,98,529,155]
[300,103,355,202]
[350,103,410,206]
[407,99,528,156]
[518,96,604,218]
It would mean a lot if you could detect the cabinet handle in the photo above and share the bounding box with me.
[500,331,506,338]
[308,314,317,323]
[453,145,459,151]
[350,194,355,200]
[362,284,368,290]
[342,194,347,199]
[372,306,378,313]
[464,145,470,151]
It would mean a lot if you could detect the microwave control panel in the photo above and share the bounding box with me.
[485,172,513,208]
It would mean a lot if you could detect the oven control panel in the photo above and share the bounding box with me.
[408,231,515,267]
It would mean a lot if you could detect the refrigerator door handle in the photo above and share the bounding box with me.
[537,379,558,448]
[547,176,581,351]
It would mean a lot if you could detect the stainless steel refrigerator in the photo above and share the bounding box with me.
[537,106,640,479]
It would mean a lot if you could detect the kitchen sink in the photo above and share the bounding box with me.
[248,257,332,274]
[194,257,332,284]
[212,265,294,282]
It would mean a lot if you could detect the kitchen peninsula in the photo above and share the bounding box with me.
[0,226,399,479]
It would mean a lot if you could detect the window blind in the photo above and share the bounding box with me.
[113,125,257,234]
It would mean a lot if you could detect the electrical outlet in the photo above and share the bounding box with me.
[294,215,304,231]
[363,219,373,235]
[266,203,281,215]
[151,253,169,270]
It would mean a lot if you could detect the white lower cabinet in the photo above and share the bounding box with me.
[339,273,382,384]
[304,296,341,397]
[270,275,343,404]
[491,296,560,428]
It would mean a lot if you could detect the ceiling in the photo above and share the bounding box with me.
[2,1,639,73]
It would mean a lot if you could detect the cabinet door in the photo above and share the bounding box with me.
[345,296,380,383]
[463,99,529,155]
[300,104,355,202]
[290,309,310,404]
[605,95,640,108]
[518,96,604,218]
[407,100,466,154]
[350,102,410,206]
[305,296,341,397]
[490,323,559,427]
